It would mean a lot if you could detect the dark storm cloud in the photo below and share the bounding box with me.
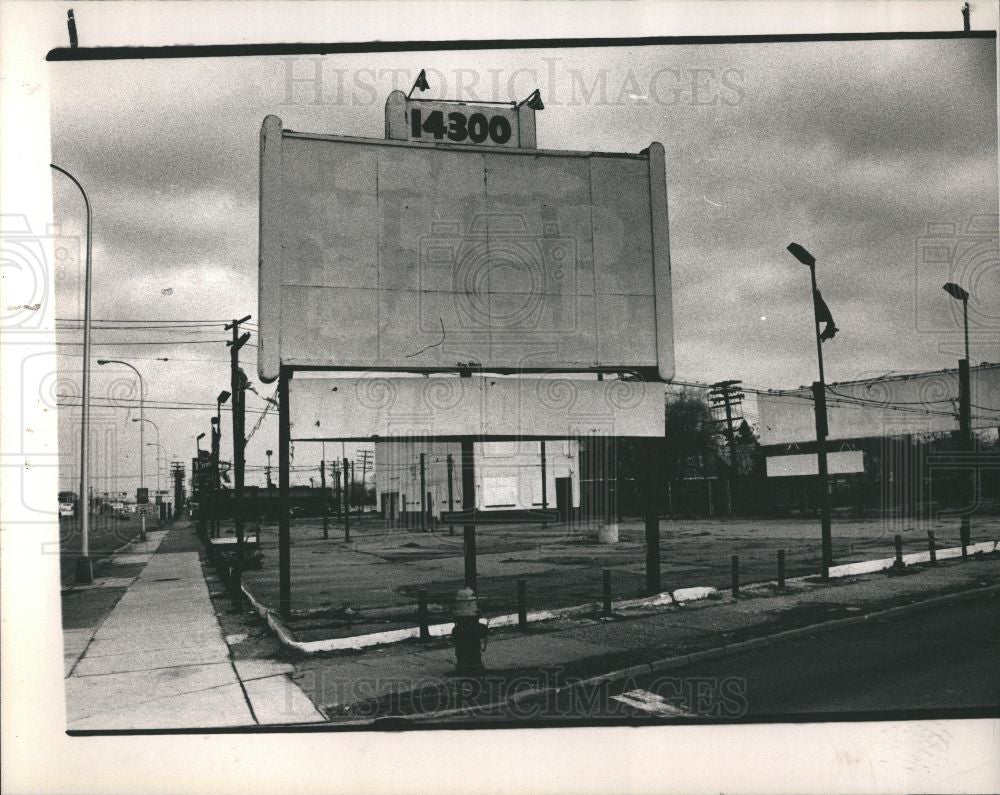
[48,39,998,488]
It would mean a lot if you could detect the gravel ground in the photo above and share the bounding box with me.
[228,512,1000,641]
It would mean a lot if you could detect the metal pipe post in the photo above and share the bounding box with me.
[278,368,291,619]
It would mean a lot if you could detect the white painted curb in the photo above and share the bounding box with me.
[827,540,997,578]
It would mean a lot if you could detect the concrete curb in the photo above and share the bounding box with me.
[243,584,724,655]
[245,540,997,655]
[396,581,1000,723]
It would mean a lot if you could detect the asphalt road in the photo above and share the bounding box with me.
[439,592,1000,724]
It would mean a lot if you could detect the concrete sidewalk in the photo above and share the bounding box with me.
[62,520,323,730]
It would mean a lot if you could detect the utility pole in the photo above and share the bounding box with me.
[332,459,341,520]
[342,456,351,541]
[709,380,744,518]
[171,462,185,519]
[358,449,373,519]
[226,315,251,557]
[265,449,273,522]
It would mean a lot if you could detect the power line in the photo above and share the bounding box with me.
[57,401,272,415]
[56,317,237,323]
[55,340,229,346]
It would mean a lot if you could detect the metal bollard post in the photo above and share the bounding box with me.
[602,569,612,616]
[731,555,739,597]
[928,530,937,564]
[777,549,786,589]
[417,589,429,640]
[894,534,904,569]
[961,521,969,558]
[517,578,528,629]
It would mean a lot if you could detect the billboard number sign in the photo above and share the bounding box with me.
[385,90,536,149]
[410,106,512,146]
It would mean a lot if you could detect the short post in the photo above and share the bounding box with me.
[517,578,527,629]
[961,522,969,558]
[731,554,739,597]
[777,549,786,589]
[927,530,937,564]
[417,589,429,640]
[140,514,147,542]
[894,534,904,569]
[602,569,612,616]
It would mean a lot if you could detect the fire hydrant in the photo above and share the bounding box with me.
[451,586,488,674]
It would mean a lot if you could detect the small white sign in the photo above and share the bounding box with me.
[766,451,865,478]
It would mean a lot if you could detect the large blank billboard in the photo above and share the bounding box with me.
[258,115,673,382]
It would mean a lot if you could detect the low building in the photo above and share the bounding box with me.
[374,440,580,524]
[757,363,1000,518]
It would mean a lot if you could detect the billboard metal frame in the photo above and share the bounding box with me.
[260,114,671,619]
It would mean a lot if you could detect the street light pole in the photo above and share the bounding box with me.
[944,282,973,550]
[51,163,93,583]
[98,359,144,499]
[787,243,834,575]
[213,391,231,538]
[146,442,166,494]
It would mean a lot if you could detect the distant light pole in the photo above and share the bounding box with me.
[146,442,166,494]
[943,281,973,550]
[51,163,94,583]
[132,417,160,491]
[211,391,231,538]
[787,242,834,574]
[98,359,145,498]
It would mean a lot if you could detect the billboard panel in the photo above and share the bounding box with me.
[288,376,664,440]
[258,115,673,381]
[758,365,1000,447]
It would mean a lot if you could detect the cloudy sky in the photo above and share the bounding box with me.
[50,33,998,492]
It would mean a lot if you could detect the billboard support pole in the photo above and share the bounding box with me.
[643,436,662,595]
[540,441,548,528]
[460,370,477,591]
[446,454,455,535]
[420,453,427,532]
[278,366,291,620]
